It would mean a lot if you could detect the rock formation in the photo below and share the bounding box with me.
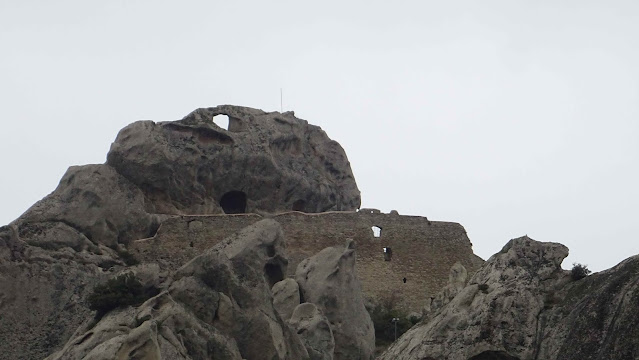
[289,303,335,360]
[0,106,363,359]
[47,219,309,360]
[379,236,639,360]
[296,240,376,360]
[273,278,301,321]
[425,261,469,317]
[107,105,361,215]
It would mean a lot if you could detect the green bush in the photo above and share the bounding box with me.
[571,263,591,281]
[87,273,157,314]
[116,248,139,266]
[367,294,414,346]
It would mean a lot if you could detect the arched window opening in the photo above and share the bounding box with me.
[213,115,230,130]
[292,199,306,212]
[371,226,382,238]
[220,191,247,214]
[383,247,392,261]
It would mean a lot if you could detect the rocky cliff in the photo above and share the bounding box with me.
[0,106,362,359]
[379,236,639,360]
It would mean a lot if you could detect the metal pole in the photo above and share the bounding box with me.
[392,317,399,341]
[280,88,283,112]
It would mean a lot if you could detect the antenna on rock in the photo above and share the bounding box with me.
[280,88,283,113]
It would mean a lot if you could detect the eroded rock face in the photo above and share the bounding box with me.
[296,240,375,360]
[47,219,309,360]
[0,224,119,360]
[289,303,335,360]
[14,164,161,247]
[273,278,301,321]
[106,105,361,215]
[426,262,468,317]
[380,236,639,360]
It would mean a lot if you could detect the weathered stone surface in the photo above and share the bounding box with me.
[289,302,335,360]
[0,224,119,360]
[106,105,361,215]
[273,278,301,321]
[47,219,309,360]
[536,254,639,360]
[14,164,160,247]
[426,262,468,316]
[296,240,375,360]
[379,236,639,360]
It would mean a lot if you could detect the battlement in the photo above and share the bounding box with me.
[133,210,483,311]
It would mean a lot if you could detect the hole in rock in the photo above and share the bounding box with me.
[266,245,276,257]
[292,199,306,212]
[264,263,284,287]
[383,247,392,261]
[213,115,230,130]
[371,226,382,238]
[403,277,407,283]
[220,191,247,214]
[468,351,521,360]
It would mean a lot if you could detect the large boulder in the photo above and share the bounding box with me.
[47,219,309,360]
[426,262,468,317]
[296,240,375,360]
[106,105,361,215]
[0,224,119,360]
[273,278,301,321]
[379,236,639,360]
[289,303,335,360]
[14,164,160,247]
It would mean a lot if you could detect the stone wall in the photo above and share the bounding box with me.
[132,211,484,312]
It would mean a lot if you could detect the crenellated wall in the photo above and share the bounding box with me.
[132,210,484,312]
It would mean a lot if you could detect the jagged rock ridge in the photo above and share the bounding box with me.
[379,236,639,360]
[0,105,362,360]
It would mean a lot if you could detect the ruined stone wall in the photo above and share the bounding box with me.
[132,211,484,312]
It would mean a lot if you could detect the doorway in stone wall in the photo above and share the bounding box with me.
[220,191,247,214]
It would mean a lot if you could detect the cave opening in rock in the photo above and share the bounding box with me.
[292,199,306,212]
[220,191,247,214]
[468,351,521,360]
[213,114,230,130]
[371,226,382,238]
[264,263,284,287]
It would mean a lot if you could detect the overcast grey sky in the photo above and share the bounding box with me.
[1,1,638,272]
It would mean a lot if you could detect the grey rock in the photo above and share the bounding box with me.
[380,236,568,360]
[289,303,335,360]
[272,278,301,321]
[296,240,375,360]
[426,262,468,317]
[14,164,160,247]
[0,224,117,360]
[380,236,639,360]
[47,219,309,360]
[106,105,361,215]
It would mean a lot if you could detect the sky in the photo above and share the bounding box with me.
[1,0,638,272]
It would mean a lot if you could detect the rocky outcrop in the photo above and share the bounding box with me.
[107,105,361,215]
[289,303,335,360]
[47,219,309,360]
[14,164,161,248]
[379,236,639,360]
[426,262,468,317]
[296,240,375,360]
[273,278,301,321]
[0,105,362,359]
[0,224,119,360]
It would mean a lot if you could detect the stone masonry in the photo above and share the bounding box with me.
[132,210,484,312]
